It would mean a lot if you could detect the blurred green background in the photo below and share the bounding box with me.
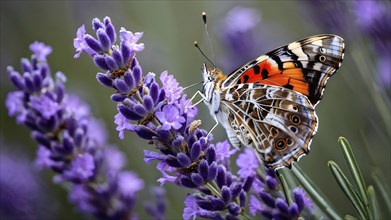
[1,1,390,219]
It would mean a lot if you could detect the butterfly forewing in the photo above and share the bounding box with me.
[222,34,345,105]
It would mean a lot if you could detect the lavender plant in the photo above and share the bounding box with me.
[73,16,316,219]
[5,42,144,219]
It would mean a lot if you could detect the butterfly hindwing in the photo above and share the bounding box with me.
[222,34,345,105]
[221,84,318,170]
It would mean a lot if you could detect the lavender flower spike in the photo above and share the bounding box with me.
[6,41,144,219]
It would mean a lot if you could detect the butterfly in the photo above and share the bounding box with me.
[200,34,345,170]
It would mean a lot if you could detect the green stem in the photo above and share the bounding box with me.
[205,182,222,197]
[276,168,294,205]
[291,164,342,219]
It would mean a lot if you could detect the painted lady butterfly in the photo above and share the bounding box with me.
[200,34,345,170]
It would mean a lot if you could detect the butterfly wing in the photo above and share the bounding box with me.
[220,84,318,170]
[221,34,345,106]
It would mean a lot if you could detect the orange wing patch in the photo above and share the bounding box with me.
[239,60,309,96]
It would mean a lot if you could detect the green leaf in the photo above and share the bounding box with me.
[328,161,368,219]
[344,215,358,220]
[291,164,342,219]
[372,171,391,216]
[367,185,381,220]
[338,137,369,212]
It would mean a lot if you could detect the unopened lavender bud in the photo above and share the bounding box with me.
[120,42,132,64]
[124,71,135,88]
[134,125,156,140]
[227,202,241,216]
[118,105,141,120]
[179,175,197,188]
[229,182,242,199]
[239,190,246,207]
[275,198,289,215]
[206,146,216,165]
[207,161,218,181]
[104,55,119,70]
[132,104,147,116]
[84,34,103,53]
[190,173,204,186]
[143,96,154,111]
[221,186,231,203]
[104,17,116,44]
[112,49,124,68]
[97,29,111,51]
[93,55,110,71]
[216,166,226,188]
[177,153,191,167]
[259,191,275,208]
[190,141,201,161]
[92,18,104,31]
[165,155,181,168]
[111,94,126,102]
[96,73,113,88]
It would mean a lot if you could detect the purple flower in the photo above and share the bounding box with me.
[73,25,96,58]
[354,1,388,31]
[144,150,167,164]
[29,41,52,61]
[218,6,264,70]
[293,188,314,213]
[119,27,144,52]
[177,94,198,119]
[222,7,261,34]
[183,195,219,220]
[65,94,91,120]
[156,162,178,186]
[30,95,60,120]
[101,147,126,176]
[236,148,259,178]
[378,54,391,88]
[117,171,144,198]
[69,184,96,213]
[160,71,183,104]
[155,104,185,130]
[249,195,263,216]
[5,91,27,124]
[114,112,135,139]
[35,146,60,169]
[215,140,236,163]
[62,153,95,181]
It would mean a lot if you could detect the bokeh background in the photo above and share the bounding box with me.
[1,1,390,219]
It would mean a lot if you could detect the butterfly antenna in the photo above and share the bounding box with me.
[194,41,215,68]
[202,12,217,68]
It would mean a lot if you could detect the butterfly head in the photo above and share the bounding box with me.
[201,63,226,101]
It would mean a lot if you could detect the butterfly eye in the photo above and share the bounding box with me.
[319,47,326,53]
[275,139,287,150]
[290,114,301,125]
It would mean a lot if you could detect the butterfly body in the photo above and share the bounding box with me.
[201,34,344,170]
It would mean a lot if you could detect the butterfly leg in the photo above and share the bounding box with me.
[207,115,219,138]
[186,90,206,109]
